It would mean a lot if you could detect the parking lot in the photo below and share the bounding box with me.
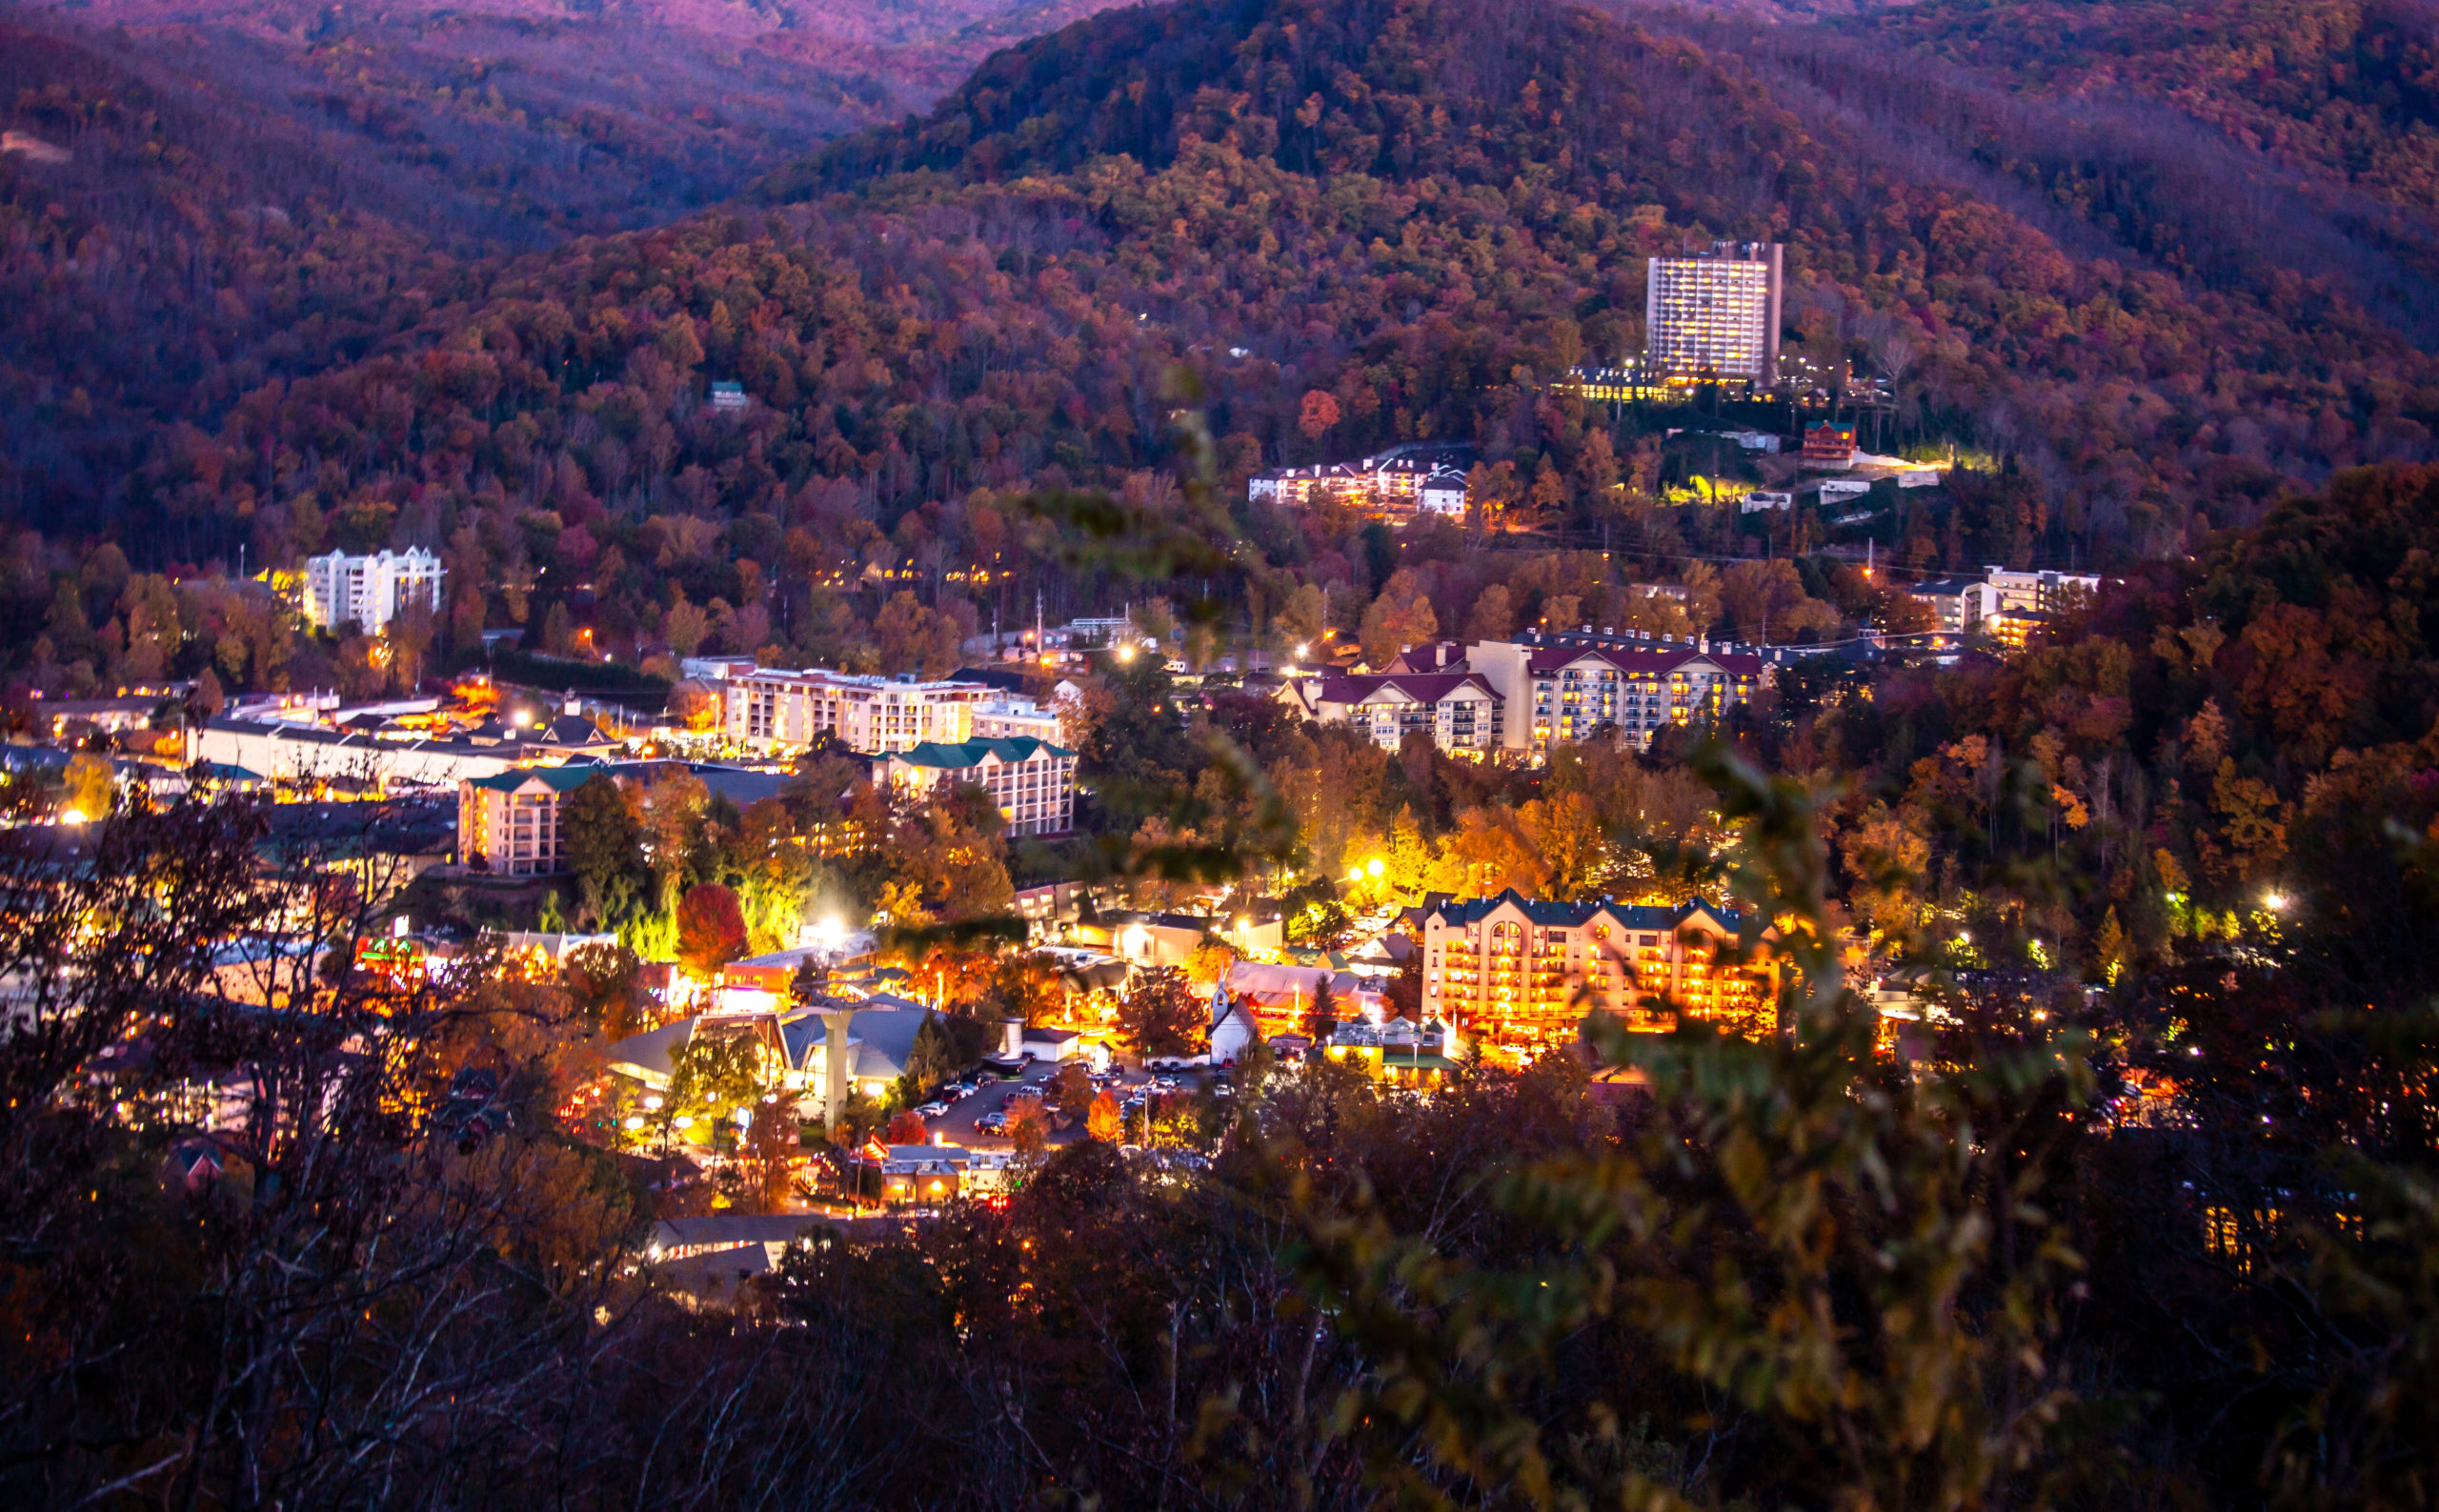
[917,1056,1220,1150]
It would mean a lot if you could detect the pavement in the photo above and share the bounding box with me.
[919,1056,1187,1150]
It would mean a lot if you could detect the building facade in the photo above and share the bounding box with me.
[1419,891,1776,1053]
[970,697,1066,743]
[302,549,445,635]
[1283,633,1769,759]
[1464,632,1766,756]
[456,766,600,875]
[1907,566,2104,636]
[1645,242,1783,383]
[876,736,1078,836]
[1301,671,1503,756]
[1247,449,1472,517]
[721,667,986,754]
[1801,421,1857,469]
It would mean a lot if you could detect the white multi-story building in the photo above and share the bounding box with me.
[875,737,1078,836]
[1467,633,1767,755]
[971,697,1066,743]
[1291,671,1504,756]
[1645,242,1783,383]
[1281,631,1772,759]
[1247,447,1472,516]
[721,667,986,754]
[1907,566,2104,635]
[302,549,445,635]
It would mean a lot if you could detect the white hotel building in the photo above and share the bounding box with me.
[1645,242,1783,383]
[302,549,446,635]
[720,667,987,755]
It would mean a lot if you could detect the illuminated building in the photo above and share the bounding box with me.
[1419,892,1777,1051]
[1464,631,1767,756]
[456,766,597,875]
[719,666,986,754]
[1907,566,2104,638]
[1801,420,1857,469]
[1246,446,1473,516]
[1291,671,1504,756]
[873,736,1078,836]
[1282,632,1770,760]
[1645,242,1783,383]
[301,549,444,635]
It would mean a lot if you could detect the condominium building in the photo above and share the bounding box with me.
[874,736,1078,836]
[456,766,598,876]
[1645,242,1783,383]
[1462,631,1767,755]
[1418,891,1777,1053]
[1246,446,1473,517]
[1281,631,1770,758]
[1295,671,1504,756]
[302,549,445,635]
[721,668,987,754]
[1907,566,2105,636]
[970,697,1066,744]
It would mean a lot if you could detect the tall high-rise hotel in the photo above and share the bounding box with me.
[1644,242,1783,384]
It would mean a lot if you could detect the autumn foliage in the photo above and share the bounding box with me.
[675,883,750,978]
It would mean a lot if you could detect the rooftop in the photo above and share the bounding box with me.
[889,736,1075,770]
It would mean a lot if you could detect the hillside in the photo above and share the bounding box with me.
[1844,0,2439,220]
[4,0,2437,612]
[11,0,1144,242]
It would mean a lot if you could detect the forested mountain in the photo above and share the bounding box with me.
[3,0,2436,665]
[1849,0,2439,220]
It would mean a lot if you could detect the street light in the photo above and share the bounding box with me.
[2264,891,2289,912]
[1366,858,1385,878]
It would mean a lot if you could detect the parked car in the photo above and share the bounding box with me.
[976,1112,1007,1134]
[915,1101,949,1119]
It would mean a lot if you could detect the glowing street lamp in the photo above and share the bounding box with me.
[2264,891,2289,912]
[1366,858,1385,879]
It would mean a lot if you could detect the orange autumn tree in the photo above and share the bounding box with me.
[1086,1089,1123,1142]
[1005,1099,1049,1155]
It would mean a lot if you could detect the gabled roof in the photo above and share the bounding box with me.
[891,736,1076,770]
[1382,643,1468,675]
[1521,641,1767,678]
[464,765,603,795]
[1422,889,1749,934]
[1319,672,1498,707]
